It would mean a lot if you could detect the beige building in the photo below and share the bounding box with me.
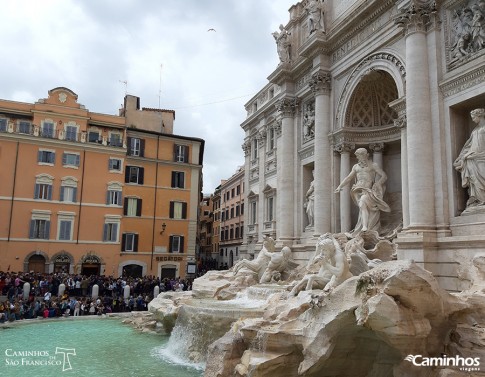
[0,88,204,279]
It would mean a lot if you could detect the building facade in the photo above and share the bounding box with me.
[211,186,222,267]
[0,88,204,279]
[218,167,245,269]
[241,0,485,291]
[197,194,215,271]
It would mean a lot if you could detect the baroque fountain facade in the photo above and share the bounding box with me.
[148,1,485,376]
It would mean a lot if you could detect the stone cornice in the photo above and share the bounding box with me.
[267,63,294,86]
[298,144,314,160]
[298,32,329,59]
[389,97,407,114]
[331,124,402,146]
[296,67,315,93]
[439,65,485,97]
[329,0,395,64]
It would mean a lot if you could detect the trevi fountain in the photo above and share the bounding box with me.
[142,0,485,376]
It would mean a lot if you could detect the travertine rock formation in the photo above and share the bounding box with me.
[148,260,485,376]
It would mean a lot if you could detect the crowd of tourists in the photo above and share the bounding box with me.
[0,272,193,323]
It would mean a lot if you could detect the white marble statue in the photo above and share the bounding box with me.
[290,234,352,296]
[259,246,297,284]
[303,104,315,140]
[306,0,325,35]
[272,24,290,63]
[454,108,485,209]
[304,171,315,227]
[335,148,391,235]
[233,236,275,280]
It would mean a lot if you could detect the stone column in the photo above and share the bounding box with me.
[390,98,409,229]
[257,127,267,241]
[369,143,384,168]
[396,3,436,232]
[241,139,251,256]
[398,119,410,229]
[275,97,298,241]
[309,71,332,236]
[335,142,354,233]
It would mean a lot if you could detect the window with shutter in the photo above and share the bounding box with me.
[34,183,52,200]
[65,125,78,141]
[42,122,55,138]
[122,233,138,252]
[125,198,142,217]
[129,138,143,156]
[58,220,72,240]
[169,235,184,253]
[107,190,122,205]
[103,222,119,242]
[88,130,100,143]
[171,171,185,188]
[109,158,122,172]
[170,202,186,219]
[125,166,144,184]
[18,121,31,134]
[0,118,7,132]
[38,150,55,164]
[30,219,50,239]
[62,153,80,167]
[174,144,188,163]
[60,186,77,202]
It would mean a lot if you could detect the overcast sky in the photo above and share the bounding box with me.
[0,0,297,193]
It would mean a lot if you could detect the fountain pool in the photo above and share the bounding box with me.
[0,317,203,377]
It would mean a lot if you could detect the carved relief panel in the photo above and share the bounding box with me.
[446,0,485,70]
[302,101,315,142]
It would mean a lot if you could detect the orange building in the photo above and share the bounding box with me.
[0,88,204,279]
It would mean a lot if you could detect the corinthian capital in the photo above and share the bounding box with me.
[334,142,355,154]
[369,143,385,153]
[309,71,331,95]
[242,140,251,156]
[276,97,299,118]
[394,1,440,35]
[394,114,407,129]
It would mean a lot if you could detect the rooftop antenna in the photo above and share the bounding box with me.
[119,80,128,95]
[158,64,163,109]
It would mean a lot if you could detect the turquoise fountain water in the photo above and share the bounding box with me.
[0,318,203,377]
